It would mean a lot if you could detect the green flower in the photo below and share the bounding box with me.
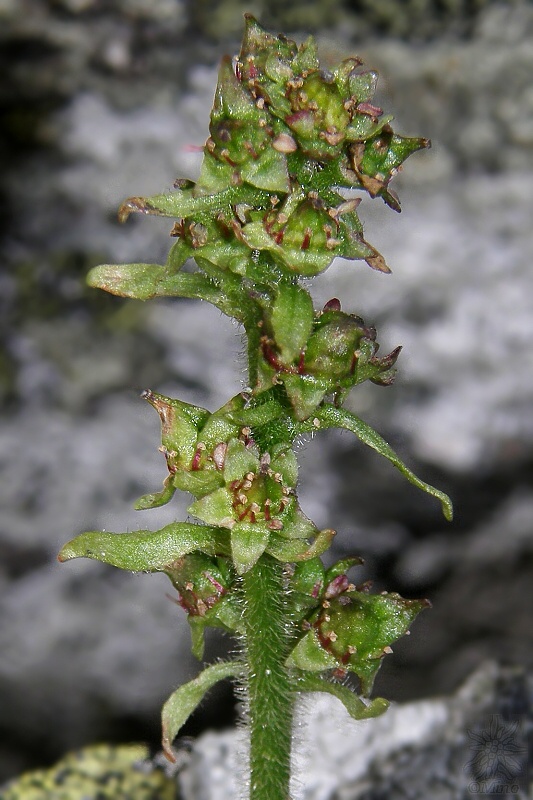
[288,557,429,692]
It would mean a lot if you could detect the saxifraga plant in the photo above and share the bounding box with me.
[59,17,452,800]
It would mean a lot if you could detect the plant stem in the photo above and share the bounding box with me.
[241,554,293,800]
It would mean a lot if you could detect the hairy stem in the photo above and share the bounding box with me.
[242,555,293,800]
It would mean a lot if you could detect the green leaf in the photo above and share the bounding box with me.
[58,522,231,570]
[292,672,389,720]
[162,661,242,761]
[315,404,453,521]
[87,262,229,306]
[231,522,271,575]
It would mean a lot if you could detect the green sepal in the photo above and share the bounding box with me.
[198,394,248,451]
[143,390,210,468]
[240,145,290,193]
[231,395,287,430]
[266,528,335,562]
[325,557,363,583]
[282,374,327,421]
[173,470,225,498]
[286,629,338,671]
[351,130,430,211]
[164,553,242,658]
[212,55,260,123]
[288,558,326,617]
[274,504,318,540]
[270,283,314,365]
[291,672,389,720]
[196,151,235,194]
[231,522,271,575]
[188,487,234,527]
[269,443,299,488]
[58,522,231,570]
[346,112,394,144]
[347,69,378,103]
[164,552,233,615]
[135,474,177,510]
[240,220,334,276]
[360,130,429,185]
[223,437,260,483]
[292,35,319,74]
[188,593,244,660]
[284,73,349,160]
[239,15,297,107]
[161,661,243,762]
[315,404,453,521]
[291,558,325,596]
[303,308,369,380]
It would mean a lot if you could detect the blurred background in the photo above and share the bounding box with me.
[1,0,533,784]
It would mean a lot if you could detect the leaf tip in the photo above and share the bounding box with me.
[117,196,155,223]
[57,544,74,563]
[442,495,454,522]
[161,735,177,764]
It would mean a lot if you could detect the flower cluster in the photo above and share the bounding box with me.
[59,18,451,783]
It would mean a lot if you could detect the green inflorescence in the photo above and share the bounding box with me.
[58,16,452,800]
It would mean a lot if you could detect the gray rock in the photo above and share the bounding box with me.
[177,662,531,799]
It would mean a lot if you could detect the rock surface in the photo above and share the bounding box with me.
[176,662,531,799]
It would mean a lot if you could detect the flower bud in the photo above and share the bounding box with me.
[286,72,349,159]
[314,591,430,692]
[288,580,429,693]
[165,553,233,617]
[304,309,373,380]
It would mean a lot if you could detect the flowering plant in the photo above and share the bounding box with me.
[59,17,452,800]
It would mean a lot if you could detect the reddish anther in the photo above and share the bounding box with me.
[311,581,322,599]
[191,446,204,471]
[356,101,383,118]
[323,298,341,312]
[204,572,226,594]
[301,228,312,250]
[324,574,350,599]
